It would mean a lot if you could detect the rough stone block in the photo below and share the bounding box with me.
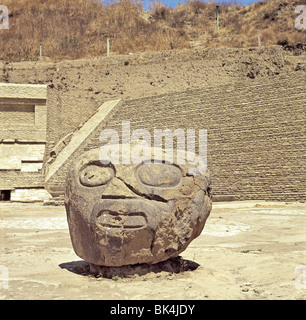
[0,83,47,100]
[65,146,212,267]
[11,188,52,202]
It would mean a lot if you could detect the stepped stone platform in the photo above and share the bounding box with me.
[45,73,306,202]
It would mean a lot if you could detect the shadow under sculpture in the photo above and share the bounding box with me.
[64,145,212,271]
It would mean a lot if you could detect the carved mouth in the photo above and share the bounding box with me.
[91,199,168,231]
[96,210,147,229]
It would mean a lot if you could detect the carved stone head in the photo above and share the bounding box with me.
[65,145,212,267]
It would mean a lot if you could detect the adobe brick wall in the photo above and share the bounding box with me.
[45,73,306,202]
[44,89,102,163]
[11,188,51,202]
[0,104,35,125]
[0,84,48,193]
[0,171,45,189]
[44,100,121,196]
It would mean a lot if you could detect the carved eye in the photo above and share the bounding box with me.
[79,164,114,187]
[137,163,182,187]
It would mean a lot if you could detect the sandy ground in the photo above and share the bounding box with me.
[0,201,305,300]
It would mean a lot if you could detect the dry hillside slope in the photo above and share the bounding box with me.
[0,0,305,62]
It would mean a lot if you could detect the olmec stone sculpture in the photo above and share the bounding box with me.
[65,145,212,267]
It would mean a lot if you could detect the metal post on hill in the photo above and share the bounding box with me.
[107,38,110,57]
[216,5,219,33]
[257,30,261,47]
[40,43,42,61]
[169,31,174,50]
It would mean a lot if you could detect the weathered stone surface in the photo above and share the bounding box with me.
[65,146,212,267]
[0,83,47,100]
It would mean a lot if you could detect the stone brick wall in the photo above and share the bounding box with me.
[0,171,45,189]
[0,84,48,194]
[44,89,102,163]
[0,143,45,170]
[0,104,35,125]
[11,188,51,202]
[45,73,306,202]
[44,100,121,196]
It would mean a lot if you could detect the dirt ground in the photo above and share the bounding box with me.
[0,201,305,300]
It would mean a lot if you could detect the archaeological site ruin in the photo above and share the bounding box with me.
[0,83,50,201]
[0,46,305,203]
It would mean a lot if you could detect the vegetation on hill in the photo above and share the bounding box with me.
[0,0,305,61]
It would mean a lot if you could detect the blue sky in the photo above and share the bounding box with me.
[144,1,260,9]
[107,0,261,10]
[104,1,261,10]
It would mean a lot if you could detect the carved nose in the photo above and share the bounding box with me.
[102,178,141,199]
